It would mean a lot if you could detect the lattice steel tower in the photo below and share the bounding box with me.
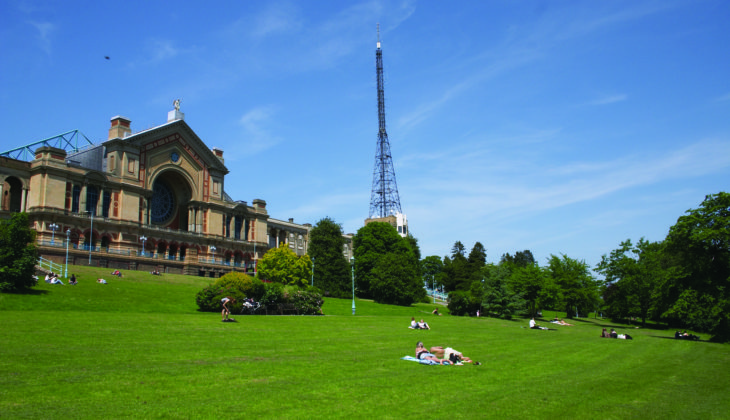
[368,25,403,219]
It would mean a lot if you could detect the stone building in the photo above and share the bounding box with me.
[0,106,312,277]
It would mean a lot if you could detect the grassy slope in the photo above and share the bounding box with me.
[1,267,728,419]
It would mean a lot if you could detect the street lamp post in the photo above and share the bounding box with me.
[432,275,436,304]
[140,236,147,256]
[86,210,94,265]
[311,257,315,287]
[351,256,356,315]
[49,223,58,245]
[64,229,70,278]
[211,246,216,264]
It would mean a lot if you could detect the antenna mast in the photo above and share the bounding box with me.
[368,24,402,219]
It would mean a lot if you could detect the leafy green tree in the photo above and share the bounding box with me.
[405,234,422,269]
[596,238,677,326]
[353,222,422,302]
[370,252,424,305]
[257,243,311,287]
[547,254,601,318]
[507,263,548,317]
[664,192,730,342]
[421,255,444,292]
[0,213,39,292]
[481,264,524,319]
[308,217,350,298]
[501,250,536,268]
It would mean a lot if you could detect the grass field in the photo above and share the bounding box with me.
[1,267,729,419]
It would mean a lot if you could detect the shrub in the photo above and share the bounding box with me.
[195,285,226,312]
[261,282,285,307]
[214,272,265,301]
[288,289,324,315]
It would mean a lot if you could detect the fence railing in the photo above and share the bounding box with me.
[38,256,63,275]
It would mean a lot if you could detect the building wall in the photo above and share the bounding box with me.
[1,112,312,277]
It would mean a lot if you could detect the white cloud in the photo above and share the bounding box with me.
[235,106,281,155]
[28,21,55,55]
[716,92,730,102]
[589,94,628,105]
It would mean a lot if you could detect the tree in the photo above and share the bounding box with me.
[442,241,469,291]
[421,255,443,293]
[370,252,424,306]
[481,264,524,319]
[664,192,730,342]
[467,242,487,273]
[308,217,350,297]
[0,213,39,292]
[353,222,422,302]
[507,263,548,317]
[596,238,675,326]
[257,243,311,287]
[547,254,601,318]
[501,250,536,268]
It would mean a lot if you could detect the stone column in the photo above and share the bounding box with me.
[79,184,87,213]
[21,188,27,212]
[97,188,104,217]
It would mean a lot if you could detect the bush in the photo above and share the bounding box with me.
[214,272,265,301]
[197,278,324,315]
[288,289,324,315]
[261,282,285,307]
[195,285,226,312]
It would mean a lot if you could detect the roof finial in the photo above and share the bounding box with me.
[376,23,381,49]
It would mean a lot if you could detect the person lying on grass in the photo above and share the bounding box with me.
[415,341,448,364]
[429,346,473,364]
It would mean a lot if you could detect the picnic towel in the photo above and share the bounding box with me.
[401,356,448,365]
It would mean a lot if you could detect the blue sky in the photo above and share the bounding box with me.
[2,0,729,270]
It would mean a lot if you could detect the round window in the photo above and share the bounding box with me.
[151,180,175,223]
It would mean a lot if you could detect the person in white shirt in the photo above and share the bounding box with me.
[221,296,233,321]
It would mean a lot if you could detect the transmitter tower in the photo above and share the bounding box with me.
[367,25,408,237]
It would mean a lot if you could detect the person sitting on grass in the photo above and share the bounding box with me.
[418,319,431,330]
[409,317,418,329]
[69,274,77,285]
[415,341,448,364]
[529,318,547,330]
[432,308,442,316]
[97,278,107,284]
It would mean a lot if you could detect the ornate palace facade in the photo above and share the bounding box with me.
[0,107,311,276]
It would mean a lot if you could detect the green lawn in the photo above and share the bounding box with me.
[1,267,728,419]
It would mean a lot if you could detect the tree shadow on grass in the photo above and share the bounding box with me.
[1,288,49,296]
[648,335,707,343]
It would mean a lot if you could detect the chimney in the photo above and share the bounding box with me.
[288,218,294,223]
[108,116,132,140]
[212,148,224,164]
